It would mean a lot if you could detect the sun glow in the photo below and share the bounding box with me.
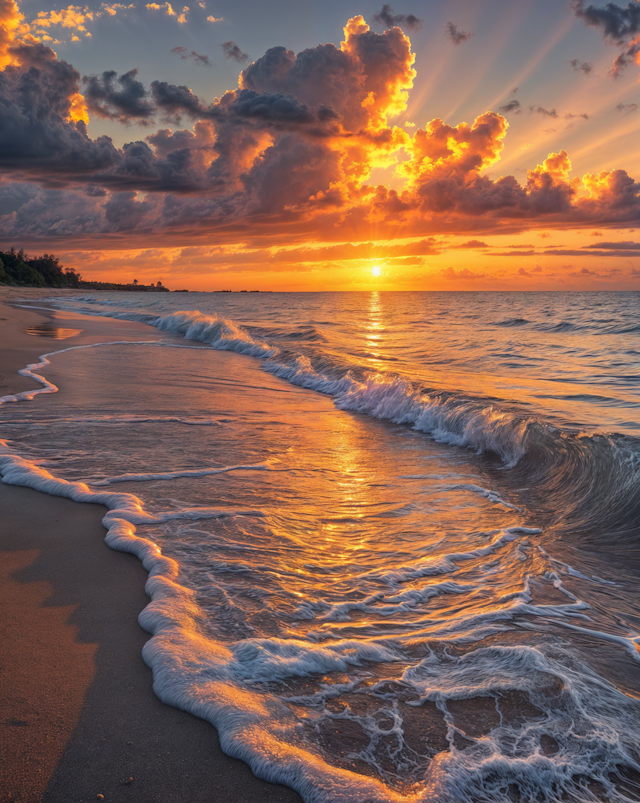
[371,266,381,277]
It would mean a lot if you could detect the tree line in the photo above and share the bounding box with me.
[0,248,81,288]
[0,247,169,291]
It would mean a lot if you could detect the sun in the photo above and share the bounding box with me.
[371,266,381,277]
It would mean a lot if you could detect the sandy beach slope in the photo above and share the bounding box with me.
[0,290,302,803]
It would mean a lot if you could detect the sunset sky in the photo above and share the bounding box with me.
[1,0,640,290]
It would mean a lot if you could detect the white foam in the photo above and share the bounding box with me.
[92,462,273,486]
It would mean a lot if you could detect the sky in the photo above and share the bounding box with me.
[1,0,640,290]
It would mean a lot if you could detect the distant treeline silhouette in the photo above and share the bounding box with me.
[0,247,169,291]
[0,247,81,288]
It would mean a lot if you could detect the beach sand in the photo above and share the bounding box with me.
[0,290,302,803]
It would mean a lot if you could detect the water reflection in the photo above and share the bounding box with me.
[25,324,83,339]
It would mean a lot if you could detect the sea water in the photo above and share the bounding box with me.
[1,291,639,802]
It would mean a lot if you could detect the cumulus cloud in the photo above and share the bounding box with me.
[372,4,422,31]
[222,40,248,62]
[446,22,472,44]
[171,46,211,67]
[83,68,155,123]
[1,11,640,247]
[572,0,640,42]
[572,0,640,77]
[0,0,24,68]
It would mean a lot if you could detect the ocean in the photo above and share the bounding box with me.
[1,290,639,803]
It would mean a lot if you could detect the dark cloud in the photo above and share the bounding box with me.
[569,58,593,73]
[586,239,640,248]
[572,1,640,77]
[530,105,559,118]
[451,239,489,248]
[222,41,248,62]
[171,46,212,67]
[84,185,107,197]
[498,99,522,115]
[0,44,120,178]
[491,250,536,256]
[616,102,638,113]
[544,248,640,256]
[104,191,152,231]
[83,69,155,124]
[150,80,209,123]
[0,182,38,217]
[565,112,589,119]
[611,39,640,75]
[446,22,473,44]
[372,4,422,31]
[572,0,640,43]
[150,81,339,133]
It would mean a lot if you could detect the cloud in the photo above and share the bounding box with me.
[498,99,522,115]
[221,40,248,62]
[1,13,640,250]
[146,2,175,15]
[100,4,136,17]
[530,105,558,118]
[544,248,640,256]
[616,102,638,113]
[446,21,472,44]
[565,112,589,119]
[572,1,640,77]
[372,5,422,31]
[451,239,488,248]
[171,46,211,67]
[572,0,640,42]
[32,5,94,37]
[586,239,640,248]
[83,69,155,123]
[207,15,222,22]
[442,266,484,279]
[569,58,593,73]
[610,40,640,76]
[0,0,23,69]
[491,250,536,256]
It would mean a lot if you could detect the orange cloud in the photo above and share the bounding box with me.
[33,5,94,34]
[0,0,24,68]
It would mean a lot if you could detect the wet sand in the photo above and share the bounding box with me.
[0,290,302,803]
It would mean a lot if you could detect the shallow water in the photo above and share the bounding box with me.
[1,292,639,802]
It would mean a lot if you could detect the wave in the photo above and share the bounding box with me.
[493,317,530,327]
[15,305,640,547]
[91,462,274,486]
[4,300,640,802]
[3,440,640,803]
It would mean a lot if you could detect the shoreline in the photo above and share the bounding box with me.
[0,292,302,803]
